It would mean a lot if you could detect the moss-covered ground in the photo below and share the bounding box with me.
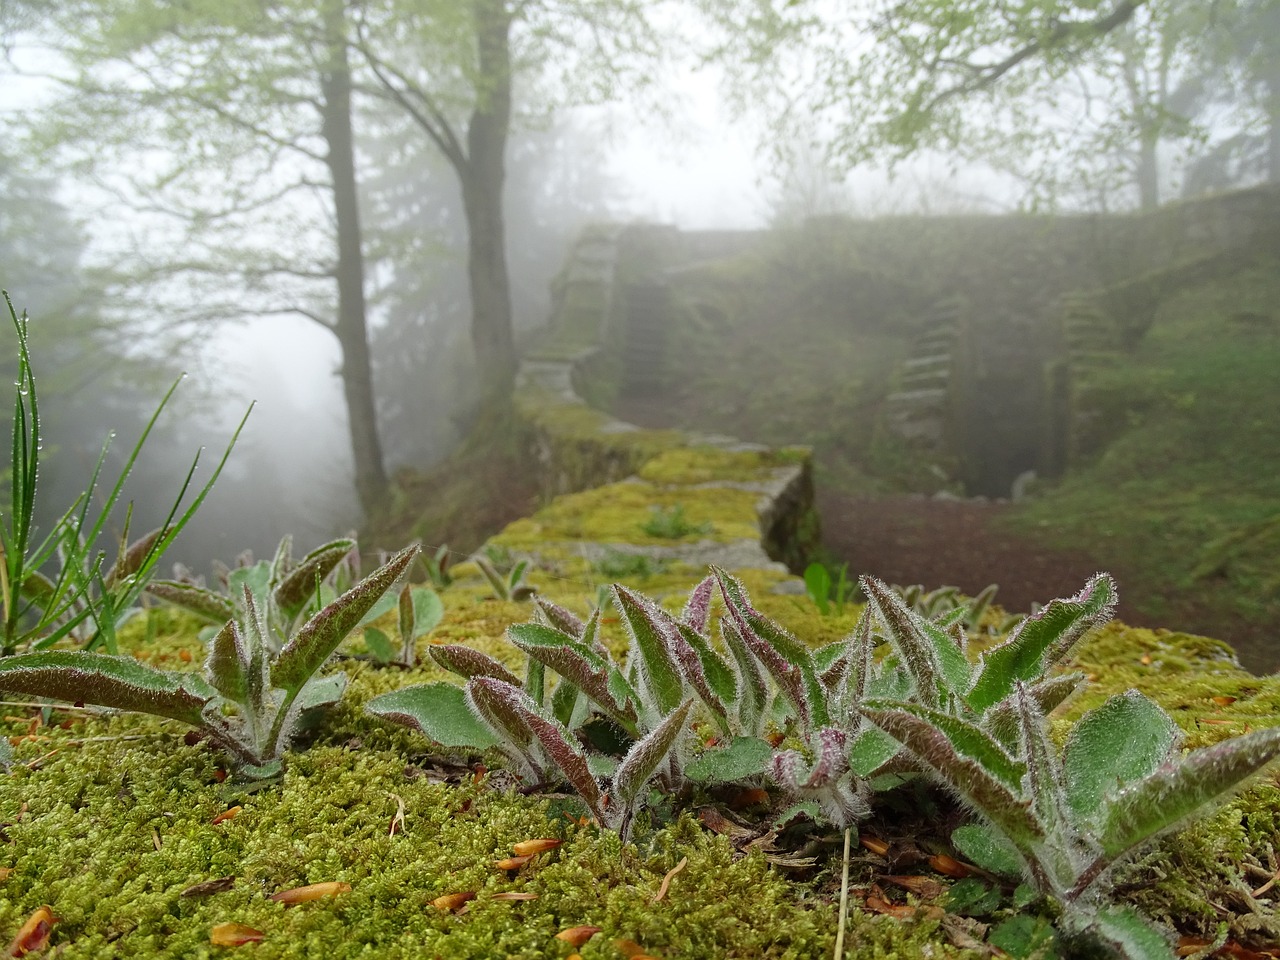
[4,583,1280,958]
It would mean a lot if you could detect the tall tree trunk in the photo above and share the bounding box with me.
[462,0,516,400]
[320,0,388,515]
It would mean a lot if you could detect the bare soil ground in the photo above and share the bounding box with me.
[815,491,1158,627]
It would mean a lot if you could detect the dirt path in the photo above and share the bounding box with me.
[816,491,1161,625]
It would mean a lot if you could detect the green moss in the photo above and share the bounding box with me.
[493,482,760,546]
[637,447,800,486]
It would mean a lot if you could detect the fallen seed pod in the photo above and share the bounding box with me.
[268,881,352,905]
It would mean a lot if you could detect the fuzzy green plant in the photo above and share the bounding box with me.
[0,543,418,772]
[0,293,248,656]
[859,575,1280,960]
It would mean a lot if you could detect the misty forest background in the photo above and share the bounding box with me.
[0,0,1277,648]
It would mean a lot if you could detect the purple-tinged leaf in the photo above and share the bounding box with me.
[271,544,418,694]
[1063,691,1178,828]
[206,618,250,704]
[145,580,235,624]
[966,573,1116,713]
[836,604,876,721]
[533,595,584,639]
[237,586,269,717]
[803,727,851,788]
[507,622,638,731]
[722,616,769,734]
[861,699,1043,848]
[366,682,499,750]
[681,575,716,633]
[473,678,604,822]
[1096,725,1280,860]
[0,650,217,726]
[103,527,165,589]
[670,621,732,730]
[614,700,693,804]
[613,585,685,716]
[272,538,355,623]
[713,568,820,728]
[863,577,971,706]
[427,644,522,686]
[466,677,535,753]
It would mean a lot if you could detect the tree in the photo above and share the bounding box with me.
[700,0,1206,209]
[14,0,389,515]
[351,0,666,402]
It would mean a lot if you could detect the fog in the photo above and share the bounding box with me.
[0,2,1276,675]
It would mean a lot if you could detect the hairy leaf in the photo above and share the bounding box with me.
[714,569,820,729]
[966,574,1115,712]
[427,643,521,686]
[0,650,216,726]
[272,544,417,694]
[722,616,769,734]
[466,676,535,753]
[613,584,685,716]
[1063,691,1178,828]
[984,672,1087,747]
[951,823,1024,878]
[1096,725,1280,859]
[1087,905,1175,960]
[533,595,584,639]
[614,699,693,804]
[205,618,250,704]
[862,700,1042,847]
[103,527,165,589]
[366,682,498,750]
[681,574,716,633]
[685,736,774,783]
[848,726,901,777]
[272,538,355,624]
[507,622,637,731]
[145,580,235,623]
[863,576,971,707]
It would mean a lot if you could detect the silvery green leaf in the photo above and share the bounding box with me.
[685,736,773,783]
[861,700,1042,848]
[681,574,716,633]
[984,672,1087,746]
[952,823,1024,878]
[863,576,971,706]
[428,643,521,686]
[1097,725,1280,860]
[366,682,498,749]
[1063,691,1179,829]
[0,650,216,726]
[228,561,271,615]
[613,699,693,805]
[145,580,235,623]
[507,622,638,731]
[271,544,417,695]
[676,620,737,706]
[505,685,604,822]
[272,538,355,624]
[966,573,1115,712]
[848,726,901,777]
[1014,683,1070,840]
[613,584,685,716]
[1087,905,1176,960]
[550,675,582,726]
[296,672,347,712]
